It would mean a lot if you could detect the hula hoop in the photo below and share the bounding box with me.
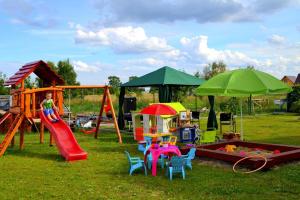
[233,155,267,174]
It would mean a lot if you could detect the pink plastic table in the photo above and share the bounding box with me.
[144,145,181,176]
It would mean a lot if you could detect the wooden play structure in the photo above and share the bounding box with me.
[0,60,122,158]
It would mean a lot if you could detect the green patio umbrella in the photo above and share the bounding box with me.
[195,68,292,140]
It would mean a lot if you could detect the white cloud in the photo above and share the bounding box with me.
[74,25,176,54]
[268,34,286,45]
[72,60,100,72]
[180,35,259,66]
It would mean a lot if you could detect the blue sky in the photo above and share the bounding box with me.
[0,0,299,84]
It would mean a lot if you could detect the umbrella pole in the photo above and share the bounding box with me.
[240,99,244,141]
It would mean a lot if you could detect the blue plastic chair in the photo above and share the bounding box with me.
[138,143,146,152]
[181,148,196,169]
[125,151,147,176]
[166,156,186,180]
[138,135,153,152]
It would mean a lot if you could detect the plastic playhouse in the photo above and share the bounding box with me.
[132,102,197,144]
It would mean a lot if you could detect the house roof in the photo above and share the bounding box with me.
[4,60,64,86]
[282,75,297,83]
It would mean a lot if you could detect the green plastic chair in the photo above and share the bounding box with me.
[199,130,217,144]
[166,156,186,180]
[125,151,147,176]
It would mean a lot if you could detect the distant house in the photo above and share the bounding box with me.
[295,74,300,86]
[281,75,297,86]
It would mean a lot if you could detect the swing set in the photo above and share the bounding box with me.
[57,85,122,143]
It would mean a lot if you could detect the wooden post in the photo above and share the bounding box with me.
[106,88,122,144]
[19,121,25,150]
[20,81,25,111]
[24,93,31,118]
[57,90,64,115]
[40,123,44,144]
[94,86,108,139]
[32,93,36,117]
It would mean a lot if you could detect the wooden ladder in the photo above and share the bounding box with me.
[0,114,24,157]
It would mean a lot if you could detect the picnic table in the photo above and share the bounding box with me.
[144,145,181,176]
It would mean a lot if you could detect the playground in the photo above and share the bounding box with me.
[0,61,299,200]
[0,114,299,199]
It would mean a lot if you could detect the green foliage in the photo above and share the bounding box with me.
[108,76,121,95]
[47,61,58,71]
[57,59,80,86]
[24,76,36,89]
[0,72,9,95]
[194,71,201,78]
[203,61,227,80]
[290,100,300,113]
[287,86,300,112]
[172,86,190,102]
[219,97,239,114]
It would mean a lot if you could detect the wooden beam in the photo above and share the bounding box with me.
[94,86,108,139]
[32,93,36,117]
[57,85,111,89]
[23,87,62,94]
[106,88,122,144]
[20,81,25,111]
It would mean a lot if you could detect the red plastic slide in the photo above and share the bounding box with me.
[39,111,87,161]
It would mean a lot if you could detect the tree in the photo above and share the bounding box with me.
[203,61,227,80]
[194,71,201,78]
[108,76,121,94]
[47,61,58,71]
[25,76,35,89]
[57,59,79,85]
[247,65,255,69]
[0,72,9,95]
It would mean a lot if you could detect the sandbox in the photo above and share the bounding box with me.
[181,141,300,169]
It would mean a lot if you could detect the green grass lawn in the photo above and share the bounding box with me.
[0,114,300,200]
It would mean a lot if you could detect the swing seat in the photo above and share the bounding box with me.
[80,128,96,134]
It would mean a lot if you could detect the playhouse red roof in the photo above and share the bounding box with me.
[4,60,64,86]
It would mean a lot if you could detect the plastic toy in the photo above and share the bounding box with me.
[225,145,237,153]
[273,149,281,154]
[239,151,246,156]
[233,155,267,174]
